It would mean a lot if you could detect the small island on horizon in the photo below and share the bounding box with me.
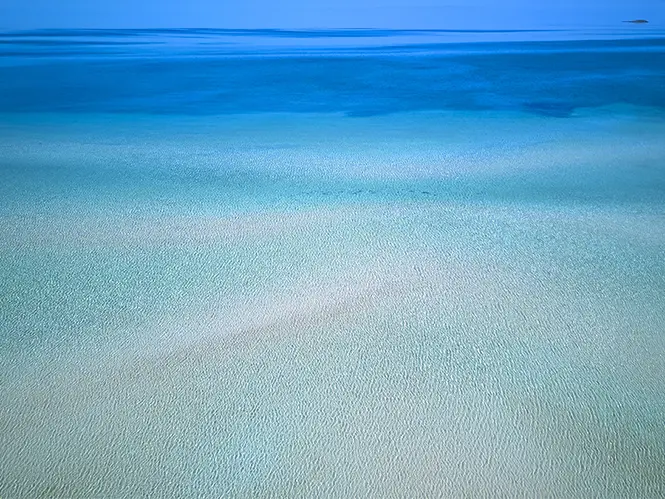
[623,19,649,23]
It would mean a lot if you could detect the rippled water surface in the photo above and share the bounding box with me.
[1,28,664,497]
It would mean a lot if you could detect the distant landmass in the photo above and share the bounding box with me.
[623,19,649,23]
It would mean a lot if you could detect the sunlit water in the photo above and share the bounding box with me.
[1,29,664,497]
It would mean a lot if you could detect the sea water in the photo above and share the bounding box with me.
[1,29,664,497]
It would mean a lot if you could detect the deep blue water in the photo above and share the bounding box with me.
[1,29,664,117]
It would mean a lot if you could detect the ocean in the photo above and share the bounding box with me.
[1,28,664,497]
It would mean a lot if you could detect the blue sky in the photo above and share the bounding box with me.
[1,0,663,29]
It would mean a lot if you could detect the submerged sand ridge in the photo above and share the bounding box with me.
[1,199,664,497]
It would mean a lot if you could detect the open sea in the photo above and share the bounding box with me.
[1,27,665,497]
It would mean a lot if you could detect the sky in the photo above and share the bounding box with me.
[1,0,663,29]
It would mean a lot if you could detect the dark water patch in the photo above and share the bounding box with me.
[522,102,575,117]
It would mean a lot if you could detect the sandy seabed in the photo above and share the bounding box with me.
[1,110,665,497]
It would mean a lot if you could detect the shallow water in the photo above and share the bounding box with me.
[1,29,665,497]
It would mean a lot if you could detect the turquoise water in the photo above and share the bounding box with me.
[1,30,665,497]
